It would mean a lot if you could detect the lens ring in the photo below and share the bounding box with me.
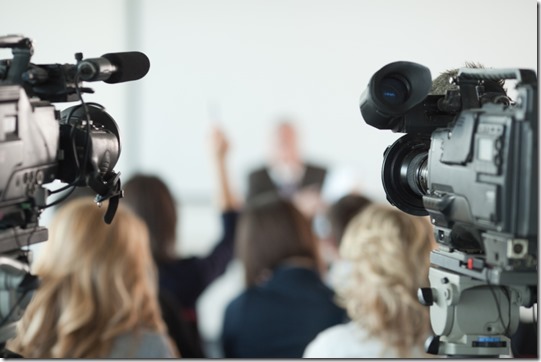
[381,134,430,216]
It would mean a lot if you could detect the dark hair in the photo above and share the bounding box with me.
[327,194,372,247]
[236,192,322,286]
[123,174,178,262]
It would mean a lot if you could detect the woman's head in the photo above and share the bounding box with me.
[326,193,372,247]
[123,174,178,262]
[236,193,322,286]
[8,197,166,358]
[338,203,434,357]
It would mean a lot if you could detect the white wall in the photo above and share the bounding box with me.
[134,0,538,204]
[1,0,538,356]
[2,0,537,231]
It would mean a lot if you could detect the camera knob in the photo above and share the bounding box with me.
[417,287,434,306]
[424,335,441,355]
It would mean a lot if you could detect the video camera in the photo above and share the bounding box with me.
[360,61,537,357]
[0,34,149,343]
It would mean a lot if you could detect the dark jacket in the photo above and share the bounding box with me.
[246,163,327,201]
[159,210,239,358]
[221,265,347,358]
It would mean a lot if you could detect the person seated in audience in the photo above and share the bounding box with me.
[323,193,372,290]
[6,198,178,358]
[221,193,347,358]
[122,126,239,357]
[303,203,434,358]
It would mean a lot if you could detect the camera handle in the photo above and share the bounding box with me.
[0,35,33,85]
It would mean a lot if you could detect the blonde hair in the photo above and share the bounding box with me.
[7,197,169,358]
[337,203,433,358]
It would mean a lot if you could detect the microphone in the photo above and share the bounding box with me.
[77,51,150,84]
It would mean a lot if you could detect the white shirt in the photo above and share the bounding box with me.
[303,321,429,358]
[324,259,354,291]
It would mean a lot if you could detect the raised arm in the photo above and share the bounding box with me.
[210,126,239,211]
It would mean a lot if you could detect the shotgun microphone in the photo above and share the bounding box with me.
[77,51,150,84]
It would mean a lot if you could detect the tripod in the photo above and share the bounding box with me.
[418,249,536,357]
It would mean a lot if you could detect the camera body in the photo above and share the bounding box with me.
[0,34,148,341]
[360,61,537,356]
[0,35,125,249]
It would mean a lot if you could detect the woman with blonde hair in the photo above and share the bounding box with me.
[303,203,434,358]
[6,197,178,358]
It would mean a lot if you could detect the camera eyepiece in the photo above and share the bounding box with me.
[360,61,432,132]
[379,75,410,106]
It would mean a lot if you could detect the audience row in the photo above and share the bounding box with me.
[4,124,441,358]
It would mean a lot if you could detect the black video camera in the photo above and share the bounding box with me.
[360,61,537,356]
[0,34,149,341]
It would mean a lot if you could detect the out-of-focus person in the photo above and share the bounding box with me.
[221,193,347,358]
[303,203,434,358]
[322,193,372,290]
[122,126,239,357]
[246,120,327,204]
[6,198,178,358]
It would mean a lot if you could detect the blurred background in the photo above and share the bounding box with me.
[1,0,537,356]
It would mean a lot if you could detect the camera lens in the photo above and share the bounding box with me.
[380,76,409,106]
[382,134,430,216]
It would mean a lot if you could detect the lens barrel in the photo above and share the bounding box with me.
[382,134,430,216]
